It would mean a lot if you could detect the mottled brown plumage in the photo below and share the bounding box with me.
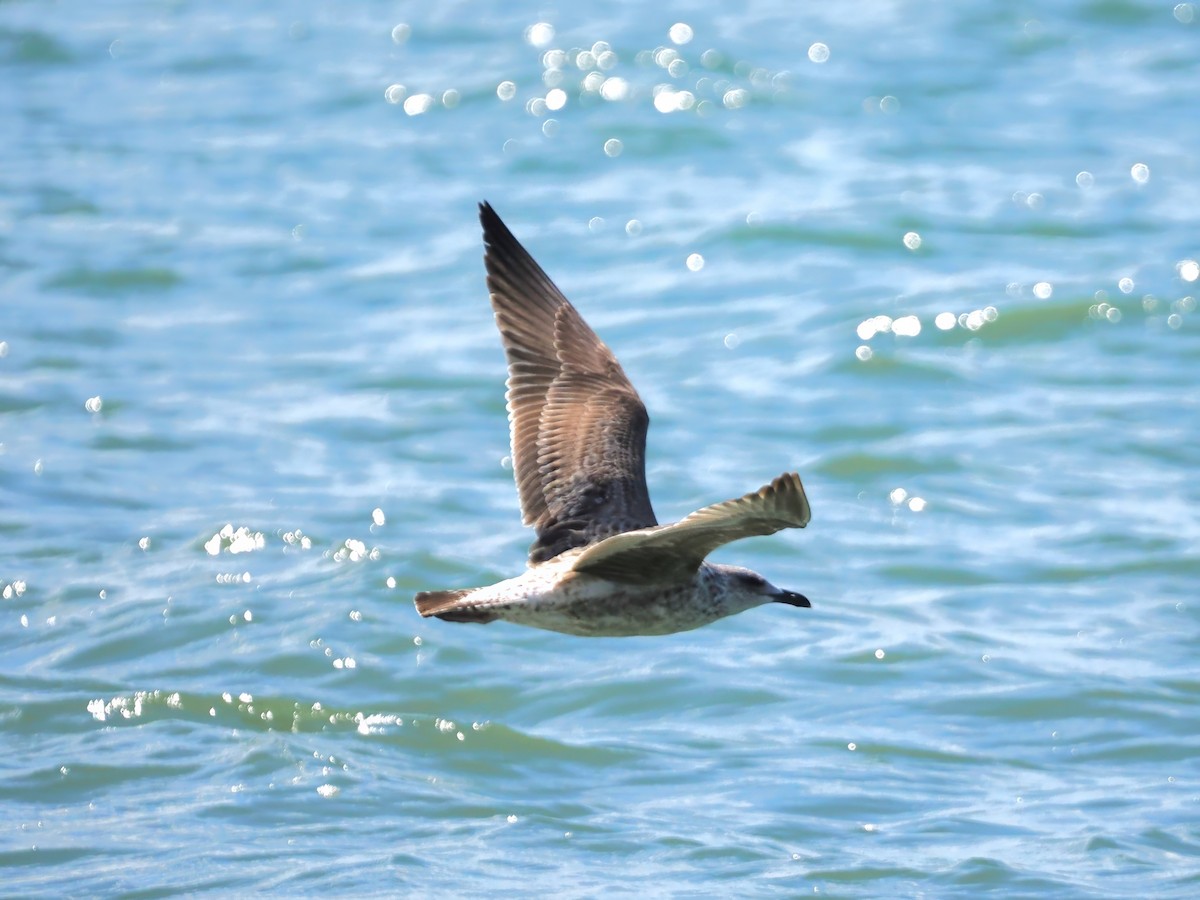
[481,201,657,563]
[571,472,811,584]
[413,204,813,637]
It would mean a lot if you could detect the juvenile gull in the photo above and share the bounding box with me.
[414,202,812,637]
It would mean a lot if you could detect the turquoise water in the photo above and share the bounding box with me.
[3,1,1199,895]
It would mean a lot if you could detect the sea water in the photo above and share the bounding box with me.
[2,2,1198,895]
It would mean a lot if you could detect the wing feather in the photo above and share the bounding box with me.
[569,472,811,584]
[480,202,658,563]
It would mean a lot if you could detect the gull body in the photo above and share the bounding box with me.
[424,550,807,638]
[414,203,812,637]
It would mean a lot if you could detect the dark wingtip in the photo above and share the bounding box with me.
[479,200,517,255]
[479,200,503,233]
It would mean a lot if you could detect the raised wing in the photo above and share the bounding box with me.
[569,472,810,584]
[480,202,658,563]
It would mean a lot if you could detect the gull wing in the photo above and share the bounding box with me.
[480,202,658,563]
[569,472,810,584]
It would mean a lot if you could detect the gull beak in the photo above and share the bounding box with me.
[773,589,811,608]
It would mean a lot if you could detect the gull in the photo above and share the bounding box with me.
[414,202,812,637]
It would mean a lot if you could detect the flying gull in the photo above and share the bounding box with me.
[414,202,812,636]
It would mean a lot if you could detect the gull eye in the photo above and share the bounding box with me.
[736,572,766,589]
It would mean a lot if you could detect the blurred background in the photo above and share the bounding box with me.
[2,1,1198,895]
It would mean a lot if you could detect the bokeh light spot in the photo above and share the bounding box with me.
[403,94,434,116]
[669,23,694,45]
[600,77,630,101]
[525,23,554,47]
[722,88,749,109]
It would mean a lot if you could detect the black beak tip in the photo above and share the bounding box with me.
[776,590,811,608]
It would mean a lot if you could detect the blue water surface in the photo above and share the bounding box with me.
[2,0,1199,895]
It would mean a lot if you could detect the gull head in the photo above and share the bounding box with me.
[710,563,810,610]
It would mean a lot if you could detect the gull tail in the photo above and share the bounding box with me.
[414,588,498,624]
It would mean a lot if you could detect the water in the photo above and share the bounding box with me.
[3,1,1199,895]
